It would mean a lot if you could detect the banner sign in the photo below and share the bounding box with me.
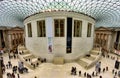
[46,17,53,53]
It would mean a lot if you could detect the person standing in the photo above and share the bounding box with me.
[95,61,101,73]
[79,70,81,76]
[118,71,120,77]
[17,73,20,78]
[114,58,119,69]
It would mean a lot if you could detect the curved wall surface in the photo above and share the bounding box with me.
[24,11,95,62]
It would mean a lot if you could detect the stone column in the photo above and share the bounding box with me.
[103,34,106,47]
[101,33,104,46]
[98,33,100,45]
[107,34,112,52]
[11,34,14,49]
[100,33,102,46]
[17,33,19,44]
[22,33,24,45]
[2,30,5,48]
[13,34,16,48]
[14,34,16,46]
[8,34,12,50]
[16,34,18,45]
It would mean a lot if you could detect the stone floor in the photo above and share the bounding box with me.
[2,53,120,78]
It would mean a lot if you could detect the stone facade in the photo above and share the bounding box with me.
[95,27,120,54]
[0,26,24,51]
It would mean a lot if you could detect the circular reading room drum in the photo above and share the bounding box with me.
[24,11,95,62]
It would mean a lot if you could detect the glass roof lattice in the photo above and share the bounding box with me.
[0,0,120,27]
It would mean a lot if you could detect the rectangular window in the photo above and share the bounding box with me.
[27,23,32,37]
[54,19,64,37]
[37,20,46,37]
[87,23,92,37]
[74,20,82,37]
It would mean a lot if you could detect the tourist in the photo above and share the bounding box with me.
[33,64,36,69]
[115,71,117,76]
[114,59,119,69]
[96,72,98,76]
[99,75,102,78]
[8,61,12,68]
[28,58,31,62]
[71,67,77,75]
[98,67,101,73]
[79,70,81,76]
[106,66,108,71]
[84,72,86,77]
[118,71,120,77]
[103,68,105,72]
[12,73,15,78]
[17,73,20,78]
[34,76,37,78]
[95,61,101,73]
[6,64,8,69]
[92,71,94,77]
[112,69,114,74]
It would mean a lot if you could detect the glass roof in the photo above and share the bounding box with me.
[0,0,120,27]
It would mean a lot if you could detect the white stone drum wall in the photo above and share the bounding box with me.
[24,11,95,62]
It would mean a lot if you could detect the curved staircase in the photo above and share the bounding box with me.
[18,45,102,70]
[18,45,41,70]
[76,50,102,69]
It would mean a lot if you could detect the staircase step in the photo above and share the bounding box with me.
[32,58,37,61]
[18,46,26,50]
[91,50,100,53]
[77,59,88,68]
[18,45,42,70]
[80,58,92,64]
[23,50,30,54]
[90,51,99,55]
[32,59,41,64]
[84,56,96,61]
[20,51,30,55]
[90,54,98,57]
[23,54,36,59]
[19,52,30,55]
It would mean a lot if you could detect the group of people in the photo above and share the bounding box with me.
[31,58,43,68]
[71,67,77,75]
[0,49,4,55]
[1,46,119,78]
[18,61,28,74]
[0,48,23,78]
[105,53,120,77]
[25,57,47,69]
[112,69,120,78]
[70,60,118,78]
[70,66,103,78]
[0,59,19,78]
[20,50,47,69]
[70,53,120,78]
[8,49,18,59]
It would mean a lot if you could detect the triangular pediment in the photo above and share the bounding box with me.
[95,26,111,31]
[10,26,23,31]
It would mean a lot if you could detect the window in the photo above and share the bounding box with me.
[74,20,82,37]
[37,20,46,37]
[87,23,92,37]
[54,19,64,37]
[27,23,32,37]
